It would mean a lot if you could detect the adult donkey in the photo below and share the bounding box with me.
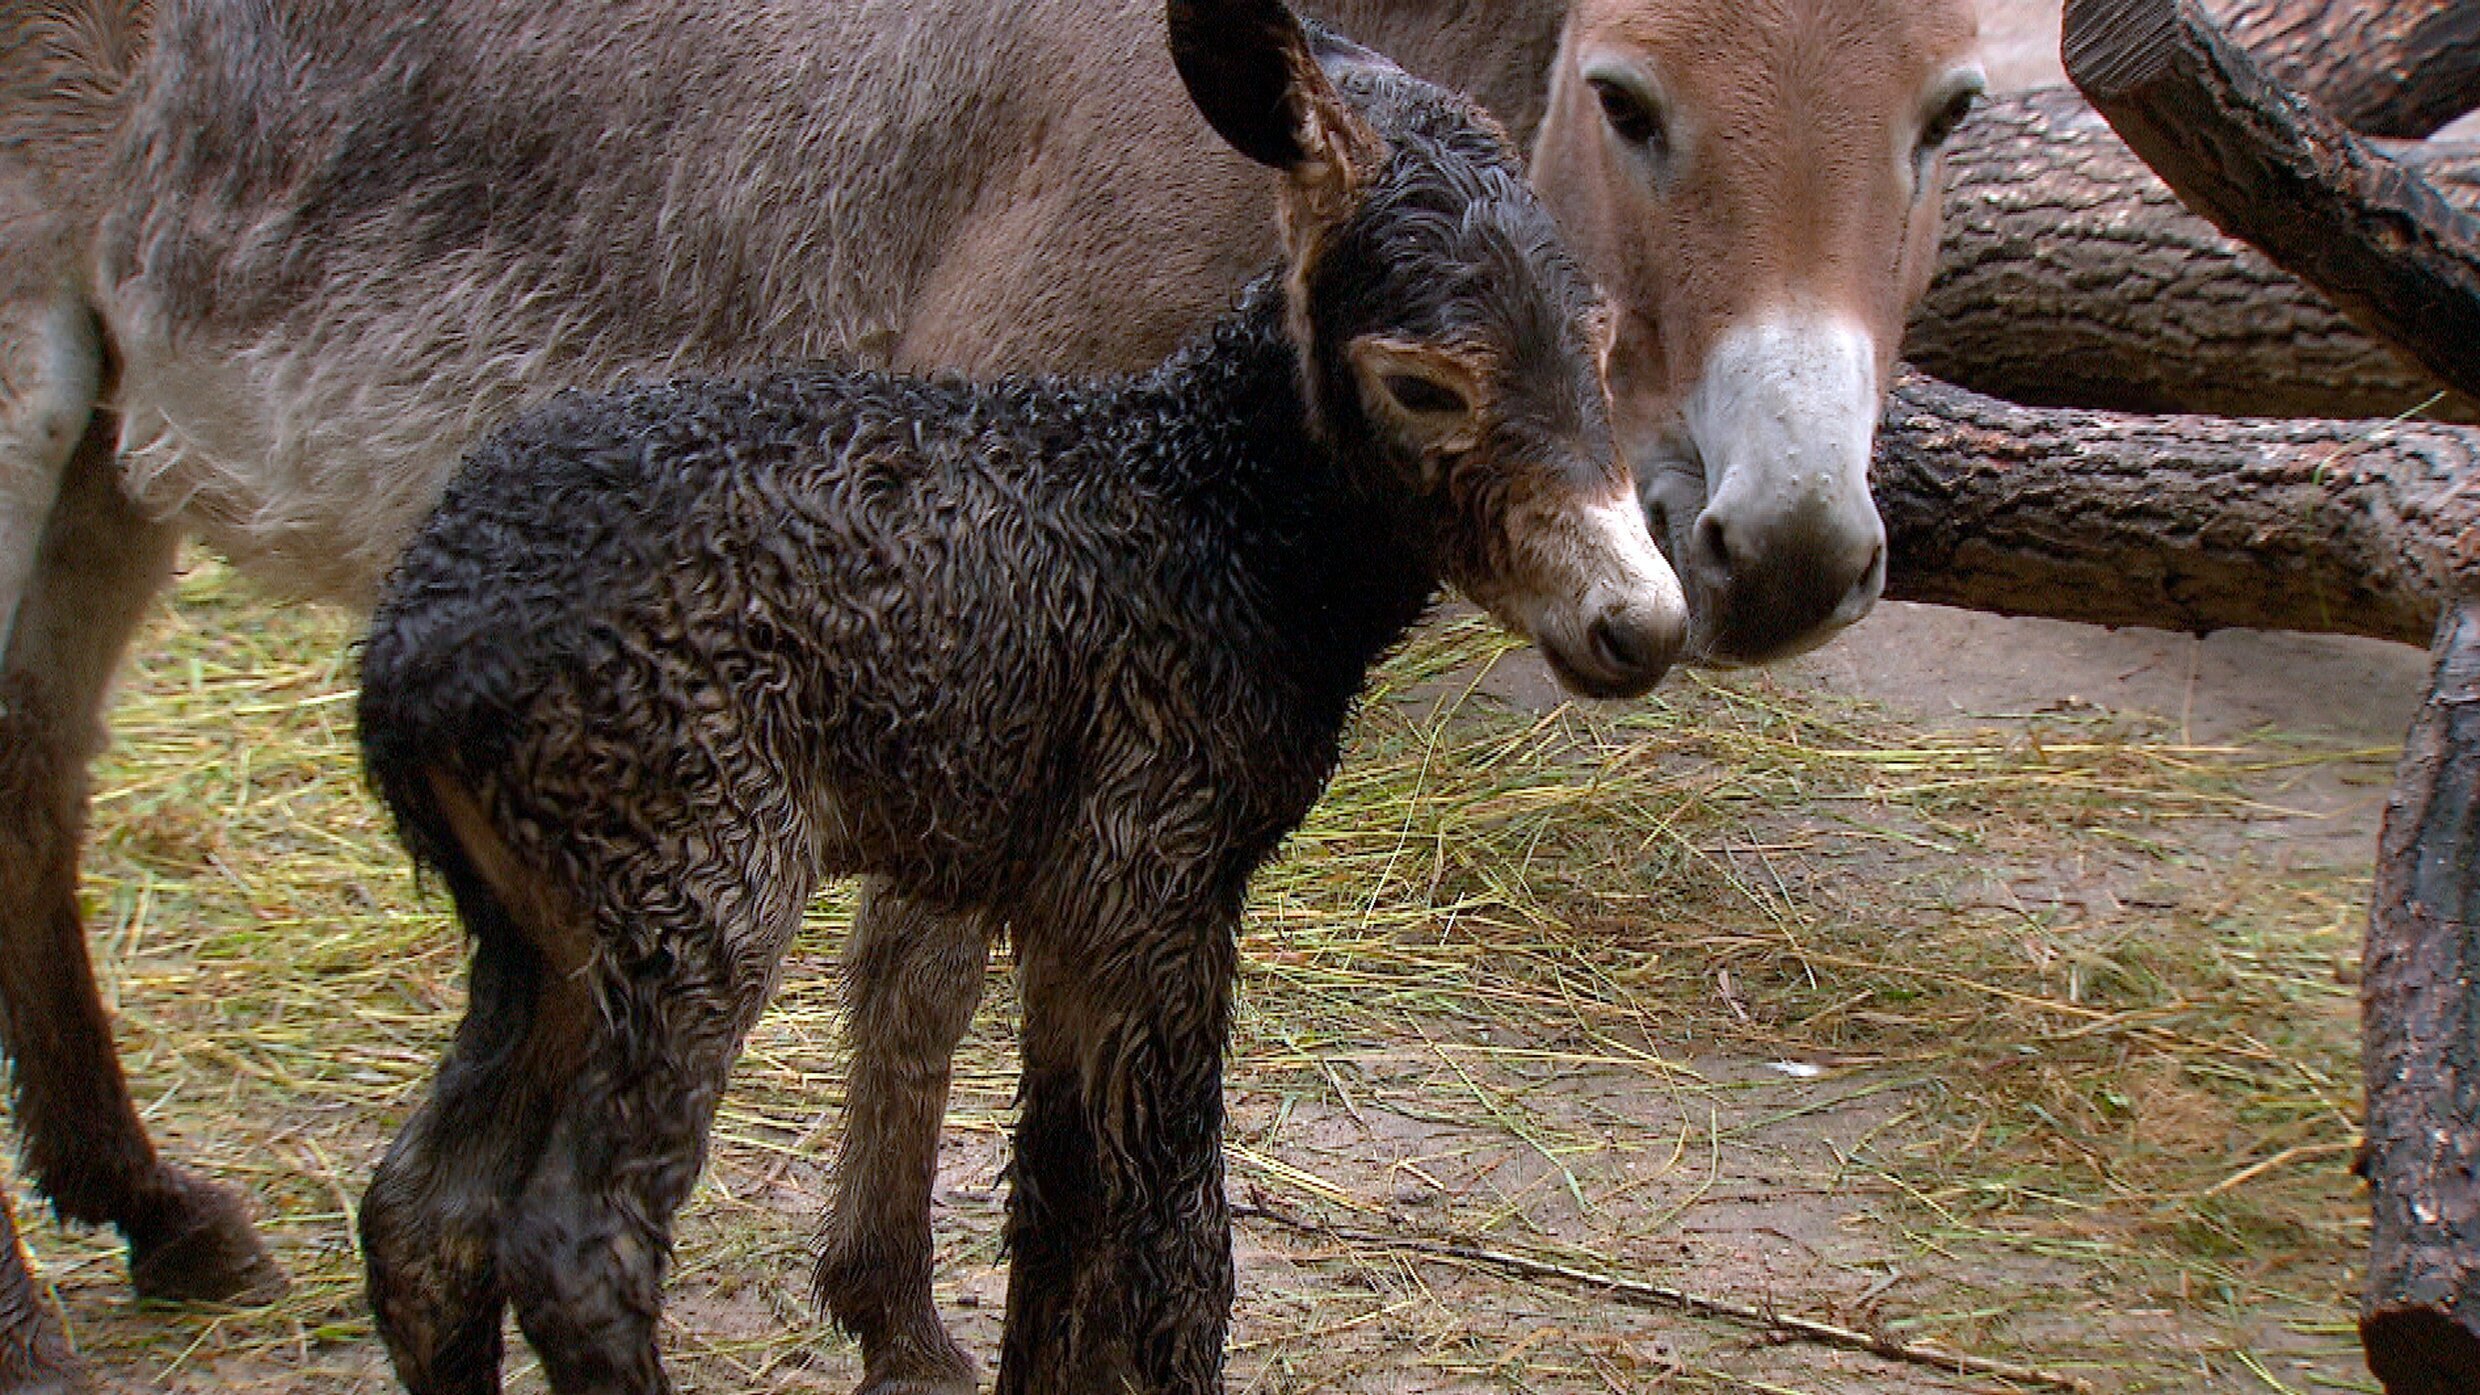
[0,0,1980,1388]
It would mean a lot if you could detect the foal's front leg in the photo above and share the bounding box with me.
[815,880,992,1395]
[998,894,1241,1395]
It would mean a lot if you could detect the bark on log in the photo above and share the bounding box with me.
[2360,602,2480,1395]
[2063,0,2480,405]
[2217,0,2480,140]
[1914,88,2480,422]
[1872,371,2480,647]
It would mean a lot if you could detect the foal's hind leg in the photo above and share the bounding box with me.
[0,406,283,1307]
[815,881,990,1395]
[362,791,595,1395]
[363,933,575,1395]
[494,840,811,1394]
[997,887,1241,1395]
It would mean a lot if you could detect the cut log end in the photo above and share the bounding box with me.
[2362,1307,2480,1395]
[2063,0,2185,99]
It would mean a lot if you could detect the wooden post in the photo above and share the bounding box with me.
[2362,602,2480,1395]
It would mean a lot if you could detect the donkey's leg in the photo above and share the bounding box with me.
[0,1194,79,1395]
[0,406,283,1306]
[997,898,1240,1395]
[0,294,99,655]
[815,880,990,1395]
[363,845,594,1395]
[0,280,105,1395]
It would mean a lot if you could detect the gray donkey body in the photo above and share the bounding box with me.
[355,6,1682,1392]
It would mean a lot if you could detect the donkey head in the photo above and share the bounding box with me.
[1528,0,1983,665]
[1169,0,1686,700]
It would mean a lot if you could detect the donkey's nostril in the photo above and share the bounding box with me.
[1837,540,1888,620]
[1693,514,1733,579]
[1589,612,1632,674]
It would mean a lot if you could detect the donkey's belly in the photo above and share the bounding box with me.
[108,331,480,609]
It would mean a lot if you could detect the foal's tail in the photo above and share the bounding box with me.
[358,629,468,895]
[355,622,535,957]
[357,652,573,1072]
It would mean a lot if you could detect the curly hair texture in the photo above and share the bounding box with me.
[355,5,1681,1392]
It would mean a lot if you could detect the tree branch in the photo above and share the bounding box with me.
[1875,372,2479,646]
[2065,0,2480,405]
[1914,88,2480,421]
[2218,0,2480,139]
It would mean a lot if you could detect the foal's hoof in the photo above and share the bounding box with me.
[856,1371,977,1395]
[0,1364,87,1395]
[855,1334,977,1395]
[126,1171,288,1305]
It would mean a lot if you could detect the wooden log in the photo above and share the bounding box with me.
[1873,371,2480,646]
[2217,0,2480,139]
[2063,0,2480,405]
[2064,4,2480,1387]
[1914,88,2480,421]
[2361,601,2480,1395]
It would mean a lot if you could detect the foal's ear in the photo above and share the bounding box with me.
[1167,0,1380,190]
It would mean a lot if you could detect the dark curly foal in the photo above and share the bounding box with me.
[355,2,1684,1391]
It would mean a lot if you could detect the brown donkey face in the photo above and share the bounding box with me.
[1528,0,1982,665]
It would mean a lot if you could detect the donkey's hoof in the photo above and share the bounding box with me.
[126,1172,288,1304]
[0,1308,89,1395]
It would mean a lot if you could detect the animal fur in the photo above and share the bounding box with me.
[354,11,1677,1392]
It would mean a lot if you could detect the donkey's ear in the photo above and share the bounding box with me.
[1168,0,1375,179]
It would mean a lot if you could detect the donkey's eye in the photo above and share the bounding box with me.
[1382,373,1470,417]
[1919,87,1979,151]
[1588,77,1665,152]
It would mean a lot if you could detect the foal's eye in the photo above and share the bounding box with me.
[1348,335,1483,463]
[1383,373,1469,417]
[1588,76,1665,153]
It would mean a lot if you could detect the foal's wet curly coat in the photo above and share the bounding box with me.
[355,3,1683,1391]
